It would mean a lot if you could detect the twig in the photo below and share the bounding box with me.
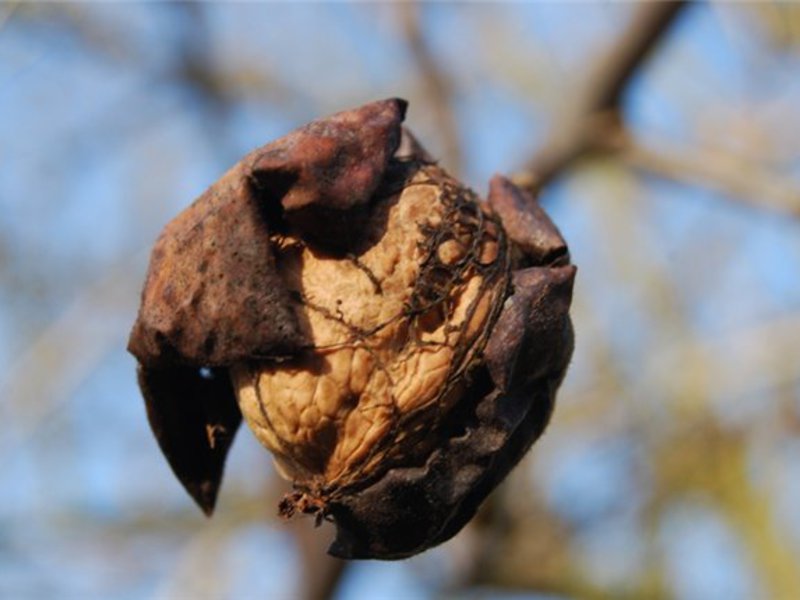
[0,253,144,459]
[398,2,462,174]
[519,0,800,219]
[521,1,687,188]
[0,1,18,31]
[290,519,347,600]
[261,472,347,600]
[619,137,800,218]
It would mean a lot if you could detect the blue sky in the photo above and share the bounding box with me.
[1,3,799,598]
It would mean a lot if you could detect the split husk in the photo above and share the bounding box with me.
[128,98,575,559]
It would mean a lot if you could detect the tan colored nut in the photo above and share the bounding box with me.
[128,99,575,560]
[231,165,506,493]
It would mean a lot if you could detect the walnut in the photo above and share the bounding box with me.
[128,99,575,559]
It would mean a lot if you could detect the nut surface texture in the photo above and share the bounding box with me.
[128,99,575,560]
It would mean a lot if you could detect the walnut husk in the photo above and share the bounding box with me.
[231,162,509,503]
[128,99,575,560]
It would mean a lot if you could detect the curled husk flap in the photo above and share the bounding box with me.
[128,98,575,559]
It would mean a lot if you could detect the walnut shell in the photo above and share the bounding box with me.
[128,99,575,560]
[231,162,507,495]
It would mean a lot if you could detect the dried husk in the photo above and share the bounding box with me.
[231,162,510,510]
[128,98,575,560]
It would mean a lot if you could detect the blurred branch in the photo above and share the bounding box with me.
[0,254,143,458]
[562,308,800,438]
[520,1,686,188]
[651,420,800,597]
[398,2,462,173]
[620,137,800,218]
[14,3,142,62]
[458,472,669,599]
[264,462,347,600]
[0,1,19,30]
[146,476,339,600]
[518,0,800,218]
[288,519,347,600]
[19,3,303,166]
[153,526,229,600]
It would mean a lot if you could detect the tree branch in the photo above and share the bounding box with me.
[521,1,687,188]
[290,519,347,600]
[398,2,462,174]
[517,0,800,219]
[619,137,800,218]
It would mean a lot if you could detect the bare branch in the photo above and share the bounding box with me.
[0,1,19,31]
[398,2,462,173]
[289,519,347,600]
[0,254,143,458]
[576,1,687,113]
[522,1,687,188]
[263,475,347,600]
[619,137,800,218]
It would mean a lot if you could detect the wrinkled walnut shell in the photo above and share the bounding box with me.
[128,99,575,560]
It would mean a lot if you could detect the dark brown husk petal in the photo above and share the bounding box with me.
[127,98,575,560]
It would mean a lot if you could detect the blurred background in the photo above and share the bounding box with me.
[2,2,800,599]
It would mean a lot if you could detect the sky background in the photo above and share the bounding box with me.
[1,3,800,599]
